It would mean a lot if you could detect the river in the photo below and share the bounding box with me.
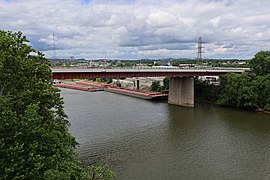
[61,88,270,180]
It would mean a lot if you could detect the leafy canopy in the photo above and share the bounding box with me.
[0,30,90,179]
[249,50,270,75]
[217,73,270,110]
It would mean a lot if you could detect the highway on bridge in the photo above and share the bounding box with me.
[52,67,248,79]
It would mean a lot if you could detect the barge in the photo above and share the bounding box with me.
[105,87,168,100]
[75,80,111,89]
[54,83,102,92]
[76,80,168,100]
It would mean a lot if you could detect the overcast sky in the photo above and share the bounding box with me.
[1,0,270,59]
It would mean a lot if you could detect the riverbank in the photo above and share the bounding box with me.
[255,108,270,114]
[196,99,270,115]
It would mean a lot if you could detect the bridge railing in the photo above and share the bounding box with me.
[51,65,250,72]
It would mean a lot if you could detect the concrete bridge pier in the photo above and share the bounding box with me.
[168,77,194,108]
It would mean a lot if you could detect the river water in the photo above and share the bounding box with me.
[61,88,270,180]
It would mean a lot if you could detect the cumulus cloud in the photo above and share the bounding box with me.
[0,0,270,59]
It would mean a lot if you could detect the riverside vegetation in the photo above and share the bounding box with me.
[0,30,115,179]
[148,51,270,112]
[195,51,270,112]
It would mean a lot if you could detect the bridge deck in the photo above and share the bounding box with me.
[52,67,248,79]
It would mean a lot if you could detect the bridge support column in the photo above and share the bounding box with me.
[168,77,194,108]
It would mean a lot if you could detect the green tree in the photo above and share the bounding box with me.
[150,78,170,93]
[0,30,113,179]
[163,77,170,91]
[249,51,270,75]
[218,73,258,109]
[150,81,161,92]
[253,75,270,110]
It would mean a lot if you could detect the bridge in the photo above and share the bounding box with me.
[52,67,247,108]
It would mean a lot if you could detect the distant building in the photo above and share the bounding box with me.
[236,61,247,65]
[198,76,220,85]
[70,56,75,61]
[159,59,172,66]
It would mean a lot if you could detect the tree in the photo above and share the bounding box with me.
[163,77,170,91]
[218,73,258,109]
[0,30,91,179]
[150,81,161,92]
[150,77,170,93]
[253,75,270,110]
[249,51,270,75]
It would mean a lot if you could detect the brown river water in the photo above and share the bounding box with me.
[61,88,270,180]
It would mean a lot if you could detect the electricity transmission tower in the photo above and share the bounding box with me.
[52,33,56,59]
[197,37,205,65]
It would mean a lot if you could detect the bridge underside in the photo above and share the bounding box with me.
[168,77,194,108]
[52,68,245,108]
[52,71,225,79]
[52,72,218,108]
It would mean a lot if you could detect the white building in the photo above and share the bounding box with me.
[198,76,220,85]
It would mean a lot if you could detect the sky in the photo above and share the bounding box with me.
[1,0,270,60]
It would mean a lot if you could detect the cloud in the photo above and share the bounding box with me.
[0,0,270,59]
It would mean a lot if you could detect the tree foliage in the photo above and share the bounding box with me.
[150,81,161,91]
[150,77,169,93]
[0,30,94,179]
[90,165,116,180]
[253,75,270,110]
[163,77,170,91]
[249,50,270,75]
[89,78,112,84]
[217,73,270,110]
[217,73,258,109]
